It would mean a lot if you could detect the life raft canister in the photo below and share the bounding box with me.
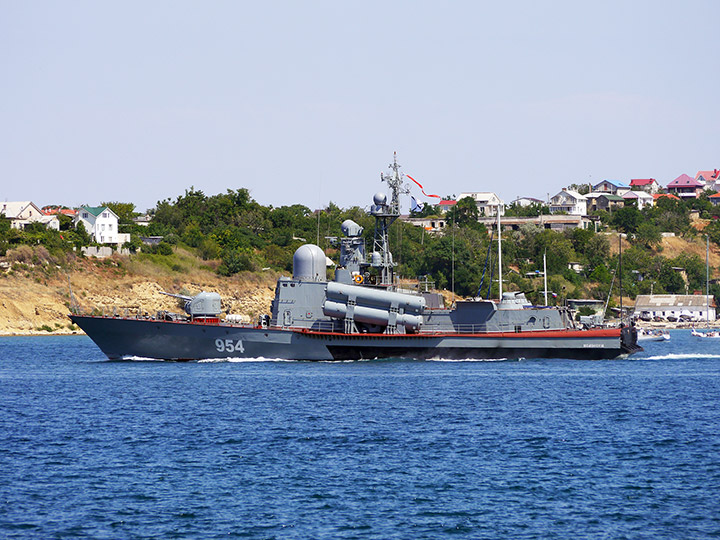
[353,275,363,284]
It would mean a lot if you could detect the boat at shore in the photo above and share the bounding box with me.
[69,156,642,361]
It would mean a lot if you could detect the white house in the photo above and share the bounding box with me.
[74,206,129,245]
[633,295,716,322]
[622,190,654,210]
[509,197,545,208]
[549,190,587,215]
[0,201,59,230]
[457,192,504,216]
[629,178,661,194]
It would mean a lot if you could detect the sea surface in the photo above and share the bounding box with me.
[1,332,719,539]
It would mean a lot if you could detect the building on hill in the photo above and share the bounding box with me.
[592,180,631,196]
[622,190,654,210]
[695,169,720,191]
[1,201,59,230]
[586,192,624,212]
[74,206,130,245]
[479,214,592,231]
[667,174,703,198]
[509,196,545,207]
[403,216,448,233]
[633,294,715,322]
[629,178,660,194]
[549,189,587,215]
[431,199,456,214]
[42,206,78,218]
[456,192,504,216]
[709,193,720,206]
[133,214,153,226]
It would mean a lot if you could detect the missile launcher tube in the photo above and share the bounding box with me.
[325,282,425,312]
[322,301,423,332]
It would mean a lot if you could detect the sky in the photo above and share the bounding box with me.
[2,0,719,213]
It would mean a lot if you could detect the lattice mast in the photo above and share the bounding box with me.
[371,153,410,287]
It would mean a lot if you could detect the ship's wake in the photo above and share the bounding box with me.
[643,353,720,361]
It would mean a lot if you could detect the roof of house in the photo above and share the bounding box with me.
[653,193,680,200]
[42,206,78,216]
[622,190,653,199]
[594,179,630,189]
[457,192,501,203]
[668,174,702,187]
[695,169,720,182]
[630,178,657,186]
[79,206,110,217]
[634,294,716,310]
[0,201,41,219]
[437,200,457,206]
[709,193,720,199]
[553,190,586,201]
[598,194,625,202]
[511,197,543,204]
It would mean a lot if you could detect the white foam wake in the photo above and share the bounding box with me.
[198,357,296,363]
[643,353,720,360]
[427,357,512,362]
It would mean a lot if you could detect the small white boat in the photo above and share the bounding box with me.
[638,329,671,341]
[691,328,720,338]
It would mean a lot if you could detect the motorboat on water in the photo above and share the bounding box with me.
[691,328,720,338]
[637,329,670,342]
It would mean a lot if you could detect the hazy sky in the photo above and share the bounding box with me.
[2,0,718,213]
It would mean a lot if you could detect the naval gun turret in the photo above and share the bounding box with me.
[160,291,222,318]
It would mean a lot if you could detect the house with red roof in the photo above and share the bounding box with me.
[695,169,720,191]
[709,193,720,207]
[434,199,457,214]
[667,174,703,199]
[629,178,660,194]
[42,205,78,217]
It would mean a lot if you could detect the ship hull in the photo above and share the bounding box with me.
[70,315,638,361]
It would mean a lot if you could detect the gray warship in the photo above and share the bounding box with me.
[70,156,641,361]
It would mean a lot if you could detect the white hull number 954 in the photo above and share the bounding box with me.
[215,338,245,354]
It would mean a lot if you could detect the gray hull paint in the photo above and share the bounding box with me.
[70,315,630,361]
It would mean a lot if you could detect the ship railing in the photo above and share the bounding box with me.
[280,320,338,332]
[420,324,491,334]
[70,303,181,322]
[419,323,565,334]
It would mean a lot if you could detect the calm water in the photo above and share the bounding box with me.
[1,333,719,539]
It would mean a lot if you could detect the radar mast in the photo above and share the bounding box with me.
[370,153,410,287]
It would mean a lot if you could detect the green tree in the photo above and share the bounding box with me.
[452,197,480,228]
[634,221,661,248]
[610,206,641,234]
[102,201,137,225]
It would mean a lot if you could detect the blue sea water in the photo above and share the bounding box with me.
[1,333,719,539]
